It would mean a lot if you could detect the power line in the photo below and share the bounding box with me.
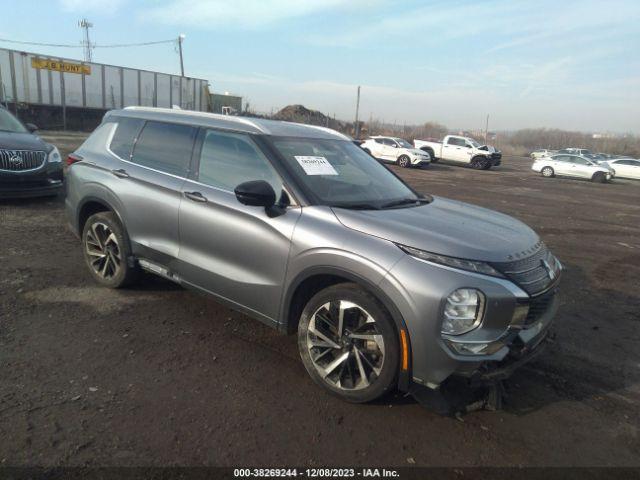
[0,37,177,49]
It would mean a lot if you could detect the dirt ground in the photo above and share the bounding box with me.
[1,132,639,467]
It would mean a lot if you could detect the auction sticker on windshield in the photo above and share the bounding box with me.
[294,156,338,175]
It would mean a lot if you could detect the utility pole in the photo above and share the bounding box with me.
[485,114,489,143]
[178,34,186,76]
[354,86,361,139]
[78,19,93,62]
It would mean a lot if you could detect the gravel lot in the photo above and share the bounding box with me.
[1,132,639,467]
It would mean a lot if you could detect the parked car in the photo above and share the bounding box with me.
[66,107,561,407]
[414,135,502,169]
[602,158,640,180]
[0,107,63,198]
[532,154,613,182]
[530,149,556,159]
[360,136,430,168]
[557,148,591,155]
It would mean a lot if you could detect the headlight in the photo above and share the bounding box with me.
[48,146,61,163]
[442,288,485,335]
[398,244,504,277]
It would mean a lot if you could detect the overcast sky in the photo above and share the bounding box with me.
[1,0,639,133]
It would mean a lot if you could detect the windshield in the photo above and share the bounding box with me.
[396,139,412,148]
[0,109,28,133]
[271,137,421,209]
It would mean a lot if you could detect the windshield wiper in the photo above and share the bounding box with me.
[331,202,381,210]
[380,197,429,209]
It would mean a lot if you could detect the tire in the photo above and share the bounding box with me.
[422,148,437,163]
[297,283,400,403]
[481,159,492,170]
[592,172,607,183]
[82,211,138,288]
[541,166,554,178]
[397,155,411,168]
[471,157,484,169]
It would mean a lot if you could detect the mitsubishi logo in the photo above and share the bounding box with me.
[9,154,23,167]
[541,259,556,281]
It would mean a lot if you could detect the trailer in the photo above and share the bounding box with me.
[0,47,211,130]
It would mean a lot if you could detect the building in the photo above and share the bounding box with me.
[0,47,210,130]
[210,92,242,115]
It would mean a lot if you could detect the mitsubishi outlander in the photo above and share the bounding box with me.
[65,107,561,404]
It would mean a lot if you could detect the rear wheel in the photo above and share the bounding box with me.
[82,212,138,288]
[397,155,411,168]
[541,166,554,178]
[297,283,399,403]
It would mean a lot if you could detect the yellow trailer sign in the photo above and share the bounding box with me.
[31,58,91,75]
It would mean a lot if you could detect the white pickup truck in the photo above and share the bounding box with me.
[414,135,502,169]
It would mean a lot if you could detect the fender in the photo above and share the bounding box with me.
[281,265,413,391]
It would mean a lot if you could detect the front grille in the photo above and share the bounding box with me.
[0,149,47,171]
[493,243,560,295]
[524,289,556,325]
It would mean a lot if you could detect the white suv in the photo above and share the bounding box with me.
[361,136,430,168]
[532,154,614,183]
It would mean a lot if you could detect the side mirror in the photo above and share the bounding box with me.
[234,180,276,207]
[25,123,38,133]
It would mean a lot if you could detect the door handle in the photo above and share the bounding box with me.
[111,168,130,178]
[184,191,208,203]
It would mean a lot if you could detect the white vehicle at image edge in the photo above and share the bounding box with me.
[414,135,502,170]
[601,158,640,180]
[360,136,431,168]
[530,149,556,159]
[532,154,614,183]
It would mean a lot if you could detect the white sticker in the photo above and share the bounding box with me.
[294,156,338,176]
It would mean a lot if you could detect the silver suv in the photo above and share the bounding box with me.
[66,107,561,405]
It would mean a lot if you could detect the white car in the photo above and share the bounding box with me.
[360,136,431,168]
[532,154,613,183]
[602,158,640,180]
[530,149,556,159]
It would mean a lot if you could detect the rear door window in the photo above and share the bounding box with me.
[109,117,144,160]
[131,121,197,177]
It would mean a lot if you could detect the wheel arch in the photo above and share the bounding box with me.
[281,266,413,391]
[420,146,435,158]
[76,195,132,255]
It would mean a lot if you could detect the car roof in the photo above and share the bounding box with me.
[105,107,351,141]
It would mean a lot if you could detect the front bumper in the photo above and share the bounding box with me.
[0,162,64,199]
[411,155,431,166]
[380,255,559,388]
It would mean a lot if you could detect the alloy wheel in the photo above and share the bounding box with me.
[85,222,121,279]
[306,300,385,391]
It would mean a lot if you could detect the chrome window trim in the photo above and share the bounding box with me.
[105,120,299,206]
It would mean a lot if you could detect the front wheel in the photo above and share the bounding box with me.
[297,283,399,403]
[397,155,411,168]
[82,211,138,288]
[592,172,607,183]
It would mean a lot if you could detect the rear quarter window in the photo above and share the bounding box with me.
[131,121,197,177]
[109,117,144,160]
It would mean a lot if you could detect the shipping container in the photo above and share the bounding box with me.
[0,47,211,129]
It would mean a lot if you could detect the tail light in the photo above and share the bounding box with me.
[66,153,83,166]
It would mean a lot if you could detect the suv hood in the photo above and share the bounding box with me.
[0,131,50,151]
[477,145,497,153]
[332,196,539,263]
